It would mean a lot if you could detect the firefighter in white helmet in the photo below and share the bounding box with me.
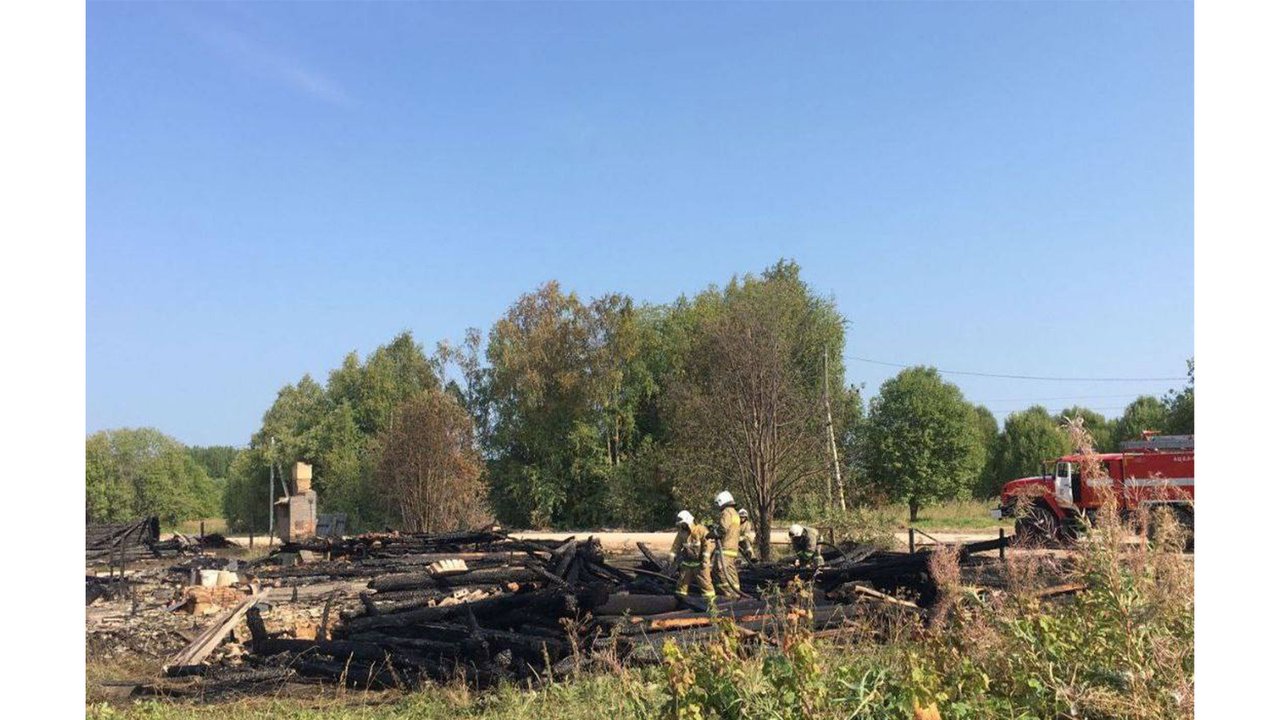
[737,508,757,562]
[709,491,742,598]
[669,510,715,604]
[789,524,824,568]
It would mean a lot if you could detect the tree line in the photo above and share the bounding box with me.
[87,260,1193,539]
[85,429,236,526]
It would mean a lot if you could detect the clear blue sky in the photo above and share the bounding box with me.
[87,1,1193,447]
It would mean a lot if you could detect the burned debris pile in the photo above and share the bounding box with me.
[86,517,162,564]
[145,529,1006,694]
[87,518,242,568]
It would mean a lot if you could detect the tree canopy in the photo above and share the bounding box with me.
[973,405,1000,498]
[991,406,1072,491]
[664,261,846,557]
[107,260,1183,535]
[222,331,444,532]
[1113,395,1169,445]
[1057,406,1114,453]
[86,428,220,525]
[188,446,240,481]
[1163,359,1194,435]
[862,367,984,520]
[480,282,662,528]
[374,388,488,532]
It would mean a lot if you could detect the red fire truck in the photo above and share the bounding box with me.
[993,434,1194,543]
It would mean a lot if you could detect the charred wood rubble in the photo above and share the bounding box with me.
[165,528,1006,691]
[87,517,241,567]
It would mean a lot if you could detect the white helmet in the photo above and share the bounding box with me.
[715,490,735,508]
[738,508,749,519]
[789,524,804,537]
[676,510,694,527]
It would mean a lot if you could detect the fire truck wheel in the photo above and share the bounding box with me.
[1060,513,1087,542]
[1013,505,1059,546]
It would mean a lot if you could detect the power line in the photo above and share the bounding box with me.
[986,405,1129,413]
[849,356,1183,382]
[981,393,1151,403]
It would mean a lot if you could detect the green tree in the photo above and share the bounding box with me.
[862,367,984,521]
[973,405,1000,498]
[483,282,602,527]
[482,282,661,527]
[222,331,442,532]
[1057,406,1114,453]
[309,402,374,528]
[1163,359,1194,435]
[1113,395,1170,444]
[665,260,846,557]
[86,428,220,525]
[604,437,679,529]
[328,332,438,437]
[221,450,273,533]
[991,406,1072,492]
[188,446,240,480]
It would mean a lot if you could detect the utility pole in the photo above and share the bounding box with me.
[823,347,847,512]
[268,437,276,547]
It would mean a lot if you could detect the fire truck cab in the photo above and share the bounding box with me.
[993,434,1194,543]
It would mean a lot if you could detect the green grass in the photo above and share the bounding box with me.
[167,518,229,536]
[86,672,663,720]
[883,498,1013,531]
[788,499,1012,550]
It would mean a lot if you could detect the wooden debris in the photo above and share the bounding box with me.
[177,586,247,615]
[165,587,270,672]
[161,528,1008,691]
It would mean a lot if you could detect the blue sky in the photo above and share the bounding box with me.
[87,1,1193,447]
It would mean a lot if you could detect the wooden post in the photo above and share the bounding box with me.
[998,528,1006,560]
[268,437,276,548]
[822,347,847,512]
[249,531,255,549]
[908,528,915,554]
[200,520,205,539]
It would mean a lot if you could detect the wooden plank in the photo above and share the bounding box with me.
[1033,582,1087,599]
[165,587,270,672]
[850,584,921,610]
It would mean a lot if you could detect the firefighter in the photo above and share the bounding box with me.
[788,524,824,569]
[737,508,757,563]
[709,491,742,598]
[669,510,716,604]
